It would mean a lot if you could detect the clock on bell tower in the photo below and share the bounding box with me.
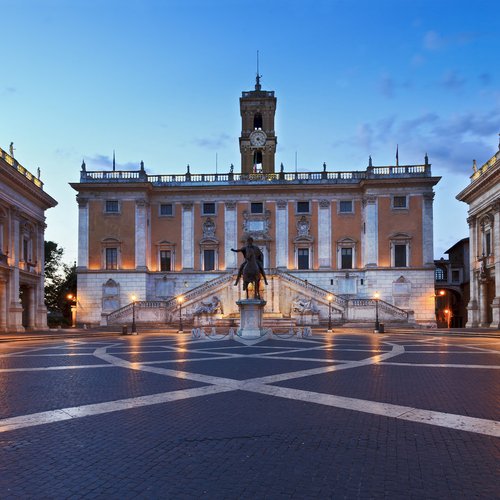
[239,74,277,175]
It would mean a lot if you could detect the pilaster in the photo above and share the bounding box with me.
[318,200,331,268]
[77,197,89,269]
[224,201,237,269]
[362,196,378,267]
[182,203,194,269]
[276,200,288,268]
[422,192,435,266]
[135,199,148,270]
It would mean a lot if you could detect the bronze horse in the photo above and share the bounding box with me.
[241,245,262,299]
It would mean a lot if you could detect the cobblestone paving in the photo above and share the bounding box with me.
[0,332,499,498]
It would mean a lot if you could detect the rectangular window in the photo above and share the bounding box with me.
[393,196,407,209]
[23,238,29,262]
[341,248,353,269]
[339,200,353,213]
[451,270,460,283]
[160,250,172,271]
[394,244,407,267]
[485,232,491,255]
[251,202,263,214]
[105,248,118,270]
[105,200,119,213]
[204,249,215,271]
[298,248,309,269]
[160,203,173,216]
[297,201,310,213]
[202,202,216,215]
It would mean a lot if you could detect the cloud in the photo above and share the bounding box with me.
[423,30,478,52]
[193,133,231,150]
[1,86,16,95]
[441,70,466,90]
[335,108,499,174]
[423,31,444,51]
[85,154,142,171]
[378,75,395,99]
[479,73,492,86]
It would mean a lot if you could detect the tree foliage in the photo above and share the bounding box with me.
[44,241,76,324]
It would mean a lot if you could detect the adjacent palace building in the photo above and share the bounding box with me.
[72,78,440,329]
[457,140,500,328]
[0,146,57,332]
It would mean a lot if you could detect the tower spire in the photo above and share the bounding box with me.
[255,50,261,91]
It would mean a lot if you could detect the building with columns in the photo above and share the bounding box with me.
[71,78,440,328]
[457,139,500,328]
[0,146,57,332]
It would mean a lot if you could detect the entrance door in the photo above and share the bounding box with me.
[20,286,30,327]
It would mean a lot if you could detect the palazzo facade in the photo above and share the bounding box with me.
[457,140,500,328]
[0,146,57,332]
[72,79,440,328]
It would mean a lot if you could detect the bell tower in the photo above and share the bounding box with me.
[239,73,277,174]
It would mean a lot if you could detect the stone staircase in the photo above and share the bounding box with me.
[105,269,413,329]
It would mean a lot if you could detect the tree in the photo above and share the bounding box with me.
[44,241,76,324]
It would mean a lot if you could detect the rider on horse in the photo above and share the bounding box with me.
[231,237,269,286]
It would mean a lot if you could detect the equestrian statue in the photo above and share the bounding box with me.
[231,237,268,299]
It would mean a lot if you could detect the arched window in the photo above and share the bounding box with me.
[253,151,263,172]
[253,113,263,129]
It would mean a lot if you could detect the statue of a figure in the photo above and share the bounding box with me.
[292,296,319,314]
[81,159,86,172]
[472,159,477,173]
[37,167,41,179]
[230,164,234,174]
[9,142,14,157]
[194,296,222,315]
[232,237,268,287]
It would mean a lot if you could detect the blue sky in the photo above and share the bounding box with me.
[2,0,499,264]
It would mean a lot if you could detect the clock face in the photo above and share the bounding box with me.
[250,130,267,147]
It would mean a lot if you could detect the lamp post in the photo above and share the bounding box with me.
[327,294,333,333]
[374,291,380,333]
[131,295,137,335]
[178,295,184,333]
[66,293,77,328]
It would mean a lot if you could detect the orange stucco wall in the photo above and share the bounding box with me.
[150,201,182,271]
[331,200,363,269]
[88,200,135,269]
[378,195,423,267]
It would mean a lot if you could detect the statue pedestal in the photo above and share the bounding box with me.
[236,299,266,339]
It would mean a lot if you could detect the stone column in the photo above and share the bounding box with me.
[135,199,148,270]
[362,196,378,267]
[224,201,237,269]
[318,200,331,268]
[28,286,35,329]
[422,192,435,266]
[8,208,23,331]
[276,200,288,268]
[0,279,6,332]
[480,280,490,326]
[182,203,194,269]
[466,216,479,327]
[491,202,500,327]
[77,197,89,269]
[36,222,48,329]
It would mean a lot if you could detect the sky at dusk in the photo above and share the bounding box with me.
[2,0,499,264]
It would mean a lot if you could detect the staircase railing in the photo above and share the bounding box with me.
[272,269,347,307]
[164,272,234,309]
[349,298,409,320]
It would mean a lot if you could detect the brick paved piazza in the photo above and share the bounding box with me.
[0,332,499,499]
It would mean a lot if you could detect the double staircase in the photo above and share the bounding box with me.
[105,270,413,329]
